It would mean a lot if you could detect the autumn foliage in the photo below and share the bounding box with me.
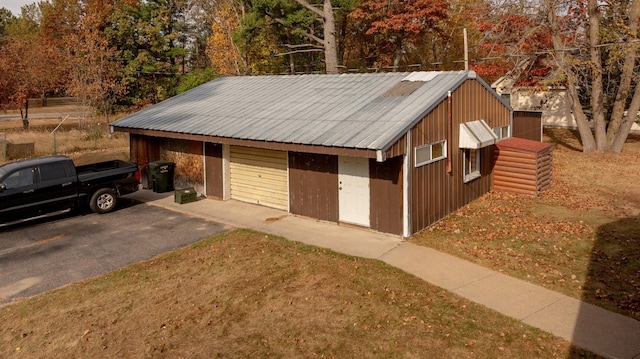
[353,0,448,36]
[0,0,564,108]
[348,0,448,68]
[468,5,553,79]
[0,0,639,153]
[206,0,246,75]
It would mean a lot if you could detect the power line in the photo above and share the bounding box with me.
[463,39,640,63]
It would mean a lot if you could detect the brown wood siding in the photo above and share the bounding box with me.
[130,134,160,189]
[288,152,339,222]
[410,80,511,234]
[513,111,543,141]
[130,134,160,165]
[146,136,161,163]
[385,133,407,159]
[536,150,552,192]
[493,144,552,196]
[204,142,223,199]
[129,134,140,165]
[410,100,449,231]
[370,156,404,235]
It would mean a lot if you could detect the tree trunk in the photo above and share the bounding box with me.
[322,0,339,74]
[567,81,597,153]
[21,100,29,131]
[611,79,640,153]
[588,0,607,152]
[606,0,640,149]
[294,0,339,74]
[546,0,596,152]
[392,39,403,71]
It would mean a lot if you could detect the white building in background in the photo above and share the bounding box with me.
[492,64,640,132]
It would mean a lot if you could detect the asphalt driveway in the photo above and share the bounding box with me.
[0,197,229,305]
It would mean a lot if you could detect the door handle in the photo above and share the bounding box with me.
[62,182,72,187]
[23,189,35,194]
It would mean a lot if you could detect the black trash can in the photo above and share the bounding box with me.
[148,161,175,193]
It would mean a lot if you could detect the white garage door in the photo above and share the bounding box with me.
[229,146,288,210]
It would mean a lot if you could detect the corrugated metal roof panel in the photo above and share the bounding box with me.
[113,71,479,150]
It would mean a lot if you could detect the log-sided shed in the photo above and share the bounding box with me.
[112,71,512,237]
[494,137,553,196]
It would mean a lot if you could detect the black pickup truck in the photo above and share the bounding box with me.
[0,156,140,226]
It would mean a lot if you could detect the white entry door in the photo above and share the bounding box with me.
[338,156,370,227]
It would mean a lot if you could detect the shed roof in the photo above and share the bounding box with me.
[113,71,500,153]
[496,137,553,153]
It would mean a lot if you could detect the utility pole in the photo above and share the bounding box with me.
[463,28,469,71]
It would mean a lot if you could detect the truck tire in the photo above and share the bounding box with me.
[90,188,118,214]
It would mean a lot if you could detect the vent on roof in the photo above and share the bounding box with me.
[382,81,425,97]
[403,72,440,82]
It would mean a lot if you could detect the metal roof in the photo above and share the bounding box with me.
[112,71,487,152]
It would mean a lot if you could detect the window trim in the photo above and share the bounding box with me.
[493,125,510,140]
[463,148,481,183]
[414,140,447,167]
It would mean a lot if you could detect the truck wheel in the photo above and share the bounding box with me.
[90,188,118,214]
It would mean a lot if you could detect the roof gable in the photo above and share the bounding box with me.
[113,71,501,152]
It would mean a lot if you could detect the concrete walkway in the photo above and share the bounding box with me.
[130,191,640,359]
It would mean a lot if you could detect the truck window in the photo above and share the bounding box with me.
[3,168,35,189]
[39,162,72,182]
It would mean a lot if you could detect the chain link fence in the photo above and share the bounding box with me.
[0,120,128,165]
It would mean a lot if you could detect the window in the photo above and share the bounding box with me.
[463,149,481,182]
[3,168,34,189]
[39,163,72,182]
[415,140,447,167]
[493,125,510,140]
[501,93,511,106]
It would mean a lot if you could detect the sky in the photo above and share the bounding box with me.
[1,0,36,16]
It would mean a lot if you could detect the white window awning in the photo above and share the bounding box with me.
[459,120,498,149]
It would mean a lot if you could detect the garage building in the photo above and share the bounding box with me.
[112,71,512,237]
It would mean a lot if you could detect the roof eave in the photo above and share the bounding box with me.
[116,127,379,159]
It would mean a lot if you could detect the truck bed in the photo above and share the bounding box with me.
[76,160,139,183]
[75,160,135,174]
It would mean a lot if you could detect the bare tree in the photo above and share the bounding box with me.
[294,0,338,74]
[545,0,640,153]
